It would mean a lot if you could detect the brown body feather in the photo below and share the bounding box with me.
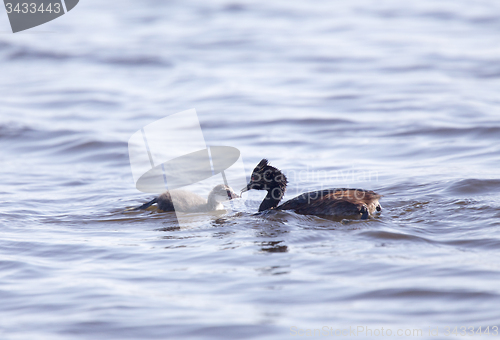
[277,188,381,219]
[242,159,382,220]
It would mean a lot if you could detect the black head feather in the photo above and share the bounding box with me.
[244,159,287,192]
[256,159,269,169]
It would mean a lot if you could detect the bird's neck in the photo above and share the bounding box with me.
[207,194,222,211]
[259,184,286,212]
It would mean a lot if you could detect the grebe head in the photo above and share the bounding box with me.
[241,159,288,194]
[210,184,240,203]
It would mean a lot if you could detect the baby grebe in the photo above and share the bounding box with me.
[241,159,381,219]
[130,184,239,213]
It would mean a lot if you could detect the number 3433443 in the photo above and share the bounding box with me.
[444,326,498,336]
[5,3,62,14]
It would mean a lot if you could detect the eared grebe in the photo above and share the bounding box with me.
[130,184,239,213]
[241,159,382,219]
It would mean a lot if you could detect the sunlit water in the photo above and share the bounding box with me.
[1,0,500,339]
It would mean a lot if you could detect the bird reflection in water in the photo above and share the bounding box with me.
[258,240,288,253]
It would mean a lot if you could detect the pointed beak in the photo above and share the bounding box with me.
[225,190,239,200]
[240,183,251,194]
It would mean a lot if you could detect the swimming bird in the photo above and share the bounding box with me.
[241,159,381,219]
[129,184,239,213]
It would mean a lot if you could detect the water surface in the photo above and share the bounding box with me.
[1,0,500,339]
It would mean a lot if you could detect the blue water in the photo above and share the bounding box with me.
[1,0,500,339]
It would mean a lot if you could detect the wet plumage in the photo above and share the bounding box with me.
[129,184,239,213]
[242,159,382,219]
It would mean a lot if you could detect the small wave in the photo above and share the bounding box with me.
[0,122,127,165]
[386,125,500,139]
[443,237,500,250]
[6,47,171,68]
[248,117,356,128]
[7,48,72,61]
[223,3,247,12]
[351,288,498,301]
[0,122,36,140]
[360,230,434,243]
[201,117,354,129]
[446,179,500,195]
[95,55,172,67]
